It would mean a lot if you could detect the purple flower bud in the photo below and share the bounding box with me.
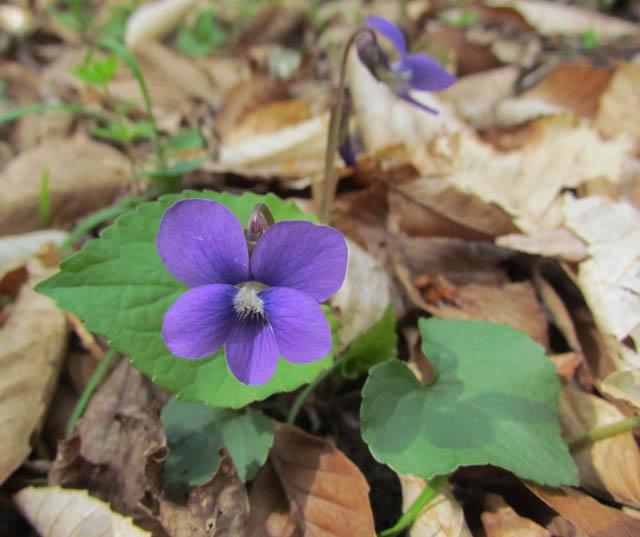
[157,199,348,386]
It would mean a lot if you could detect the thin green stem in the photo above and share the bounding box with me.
[568,414,640,448]
[379,475,448,537]
[317,27,376,224]
[286,357,344,425]
[98,38,167,172]
[0,103,108,125]
[66,349,117,437]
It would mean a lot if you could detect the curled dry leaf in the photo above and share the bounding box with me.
[0,230,68,279]
[0,133,130,235]
[496,229,587,263]
[0,259,67,485]
[14,486,151,537]
[559,389,640,509]
[563,196,640,347]
[527,483,640,537]
[600,369,640,410]
[159,448,249,537]
[49,359,167,529]
[595,62,640,155]
[485,0,640,39]
[482,493,550,537]
[399,474,472,537]
[269,422,376,537]
[125,0,196,50]
[330,238,391,347]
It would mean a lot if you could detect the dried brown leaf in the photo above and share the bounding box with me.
[399,475,472,537]
[559,389,640,509]
[270,422,376,537]
[496,229,587,263]
[527,483,640,537]
[0,259,67,485]
[14,486,151,537]
[0,230,68,280]
[49,359,167,530]
[486,0,640,39]
[595,62,640,155]
[125,0,196,50]
[600,369,640,410]
[159,448,249,537]
[482,493,551,537]
[0,134,129,235]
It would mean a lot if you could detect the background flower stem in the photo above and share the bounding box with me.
[65,348,117,437]
[568,414,640,447]
[316,27,375,223]
[378,474,448,537]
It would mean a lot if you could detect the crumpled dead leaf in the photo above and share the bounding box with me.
[0,230,68,279]
[559,389,640,509]
[158,448,249,537]
[563,195,640,348]
[330,238,391,348]
[399,474,472,537]
[482,493,550,537]
[0,133,130,235]
[125,0,196,51]
[527,483,640,537]
[486,0,640,39]
[49,359,167,531]
[496,228,587,263]
[14,486,151,537]
[269,422,376,537]
[0,259,67,485]
[600,369,640,410]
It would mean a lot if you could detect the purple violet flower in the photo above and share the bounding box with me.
[157,198,348,386]
[362,16,456,113]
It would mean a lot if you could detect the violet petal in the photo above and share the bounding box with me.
[225,317,279,385]
[157,199,250,288]
[366,15,407,54]
[396,54,456,91]
[162,284,237,358]
[399,93,439,115]
[262,287,332,364]
[250,221,348,302]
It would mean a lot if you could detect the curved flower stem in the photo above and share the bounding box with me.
[317,27,376,224]
[568,414,640,448]
[286,355,345,425]
[379,475,448,537]
[251,204,276,227]
[65,349,117,437]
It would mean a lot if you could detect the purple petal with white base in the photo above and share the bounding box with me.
[396,55,456,91]
[225,317,279,385]
[162,284,237,358]
[157,199,249,288]
[366,15,406,53]
[262,287,332,364]
[250,221,347,302]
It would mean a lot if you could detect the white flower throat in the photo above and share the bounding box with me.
[233,282,268,318]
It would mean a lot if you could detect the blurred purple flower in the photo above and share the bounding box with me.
[157,199,347,386]
[362,16,455,113]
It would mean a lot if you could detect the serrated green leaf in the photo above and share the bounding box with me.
[338,305,396,379]
[361,318,578,486]
[162,397,273,483]
[37,191,335,408]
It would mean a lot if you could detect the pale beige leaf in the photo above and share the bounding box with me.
[399,475,472,537]
[486,0,640,39]
[0,260,67,485]
[496,229,587,262]
[125,0,196,50]
[14,486,151,537]
[595,62,640,153]
[330,238,391,347]
[482,493,550,537]
[0,134,129,235]
[270,423,376,537]
[0,230,68,280]
[563,195,640,343]
[409,115,632,233]
[559,389,640,508]
[600,369,640,410]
